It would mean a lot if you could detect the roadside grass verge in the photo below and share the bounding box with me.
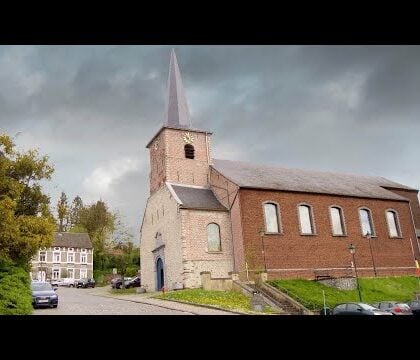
[268,276,420,310]
[109,288,137,295]
[155,288,256,313]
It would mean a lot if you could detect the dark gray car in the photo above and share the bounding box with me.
[331,302,392,315]
[31,282,58,308]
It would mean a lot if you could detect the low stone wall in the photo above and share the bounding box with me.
[200,272,232,291]
[317,277,356,290]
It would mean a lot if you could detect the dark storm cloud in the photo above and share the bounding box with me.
[1,45,420,242]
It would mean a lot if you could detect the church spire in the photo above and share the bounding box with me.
[165,49,192,129]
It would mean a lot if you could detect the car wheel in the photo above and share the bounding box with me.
[70,284,74,288]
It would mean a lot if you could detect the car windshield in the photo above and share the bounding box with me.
[31,283,53,291]
[359,303,378,310]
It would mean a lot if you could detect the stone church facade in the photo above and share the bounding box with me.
[140,50,420,291]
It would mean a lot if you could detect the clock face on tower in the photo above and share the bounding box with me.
[182,132,194,144]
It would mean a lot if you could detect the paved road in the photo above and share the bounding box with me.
[33,287,192,315]
[33,287,235,315]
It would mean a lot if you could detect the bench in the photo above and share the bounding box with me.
[314,270,334,281]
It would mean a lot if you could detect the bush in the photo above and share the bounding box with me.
[0,261,32,315]
[125,266,139,277]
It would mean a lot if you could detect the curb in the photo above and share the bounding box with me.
[90,292,196,314]
[90,291,236,315]
[153,297,247,315]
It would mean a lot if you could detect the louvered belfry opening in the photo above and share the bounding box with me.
[184,144,195,159]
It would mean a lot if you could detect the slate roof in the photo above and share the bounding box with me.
[212,159,416,201]
[168,183,227,211]
[53,232,92,249]
[166,49,191,129]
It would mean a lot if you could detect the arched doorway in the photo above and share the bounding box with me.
[156,258,164,291]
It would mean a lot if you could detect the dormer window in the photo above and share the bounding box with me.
[184,144,195,159]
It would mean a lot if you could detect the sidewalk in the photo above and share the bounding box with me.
[89,286,240,315]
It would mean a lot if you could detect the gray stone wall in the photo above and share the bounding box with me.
[318,277,357,290]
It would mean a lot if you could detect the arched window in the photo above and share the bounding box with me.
[298,205,314,234]
[184,144,195,159]
[263,203,280,233]
[359,208,374,236]
[330,206,345,236]
[207,223,221,252]
[386,210,401,238]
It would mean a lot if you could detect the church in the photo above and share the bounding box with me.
[140,50,420,291]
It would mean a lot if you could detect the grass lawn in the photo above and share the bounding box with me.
[268,276,420,310]
[155,288,257,313]
[109,288,137,295]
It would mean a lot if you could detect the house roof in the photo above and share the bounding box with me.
[167,183,227,211]
[212,159,416,201]
[53,233,92,249]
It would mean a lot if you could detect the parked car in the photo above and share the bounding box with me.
[331,302,392,315]
[124,276,141,289]
[372,301,412,315]
[60,278,76,287]
[50,279,64,287]
[407,300,420,316]
[31,282,58,308]
[111,277,132,289]
[76,278,96,288]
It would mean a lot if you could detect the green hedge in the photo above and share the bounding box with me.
[0,262,32,315]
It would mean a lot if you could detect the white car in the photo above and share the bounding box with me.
[58,278,76,287]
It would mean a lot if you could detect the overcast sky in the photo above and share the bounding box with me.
[1,45,419,242]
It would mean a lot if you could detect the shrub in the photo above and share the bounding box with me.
[125,266,139,277]
[0,261,32,315]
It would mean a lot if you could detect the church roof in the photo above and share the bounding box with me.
[167,183,227,211]
[212,159,416,201]
[53,232,92,249]
[165,49,191,129]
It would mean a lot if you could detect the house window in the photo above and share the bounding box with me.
[68,268,74,279]
[52,268,60,279]
[330,206,345,236]
[54,247,60,251]
[81,253,87,264]
[263,203,280,233]
[67,252,74,263]
[184,144,195,159]
[386,210,401,238]
[80,269,87,279]
[39,251,46,262]
[298,205,314,234]
[53,252,61,263]
[207,223,221,252]
[359,208,374,236]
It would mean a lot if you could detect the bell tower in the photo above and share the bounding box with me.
[146,49,212,194]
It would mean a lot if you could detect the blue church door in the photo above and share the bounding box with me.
[156,258,164,291]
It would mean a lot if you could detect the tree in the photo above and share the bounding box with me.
[69,195,83,228]
[78,200,116,270]
[0,133,56,268]
[57,191,69,232]
[114,241,135,289]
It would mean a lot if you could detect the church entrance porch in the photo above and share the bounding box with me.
[156,258,164,291]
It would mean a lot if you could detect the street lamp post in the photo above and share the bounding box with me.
[349,243,363,302]
[366,231,377,277]
[259,229,267,272]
